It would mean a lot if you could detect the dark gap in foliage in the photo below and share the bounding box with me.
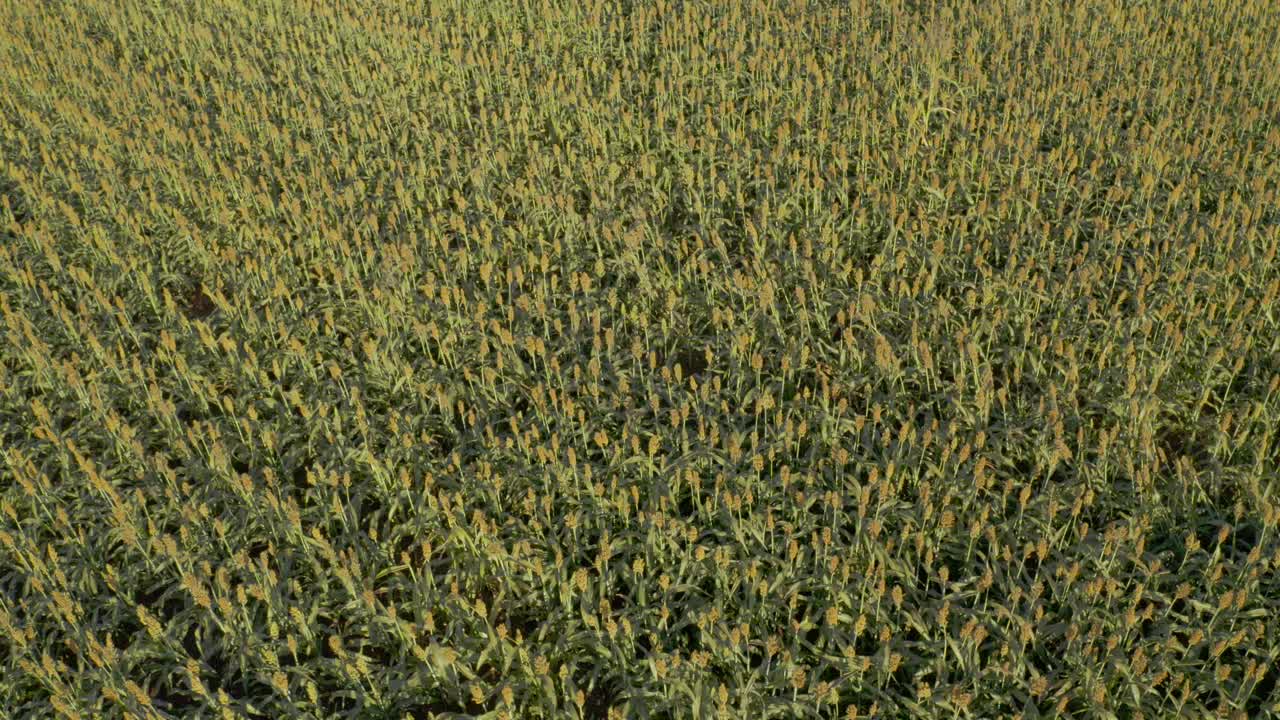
[608,589,628,615]
[804,625,822,647]
[1063,694,1094,717]
[221,665,278,714]
[745,642,767,672]
[1246,661,1277,717]
[136,580,189,627]
[512,343,540,374]
[635,632,653,657]
[428,426,456,458]
[1224,355,1263,399]
[789,483,822,521]
[428,552,455,590]
[580,671,624,720]
[1019,547,1042,577]
[670,345,709,378]
[510,393,532,418]
[1212,473,1243,511]
[1191,519,1230,559]
[315,685,357,717]
[1155,425,1212,475]
[448,404,473,446]
[1046,461,1072,486]
[909,554,939,597]
[815,663,841,685]
[110,617,145,655]
[1076,502,1123,543]
[196,644,242,698]
[244,539,270,559]
[1036,130,1060,153]
[151,680,201,715]
[827,311,846,346]
[177,621,203,662]
[1203,689,1229,717]
[286,453,317,493]
[851,625,879,659]
[983,236,1014,271]
[464,689,491,716]
[352,484,387,527]
[357,637,395,674]
[1145,524,1188,574]
[1226,521,1262,559]
[506,603,545,645]
[185,281,216,319]
[675,620,702,654]
[175,402,204,427]
[318,629,342,661]
[785,366,819,404]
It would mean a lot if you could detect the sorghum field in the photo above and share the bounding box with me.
[2,0,1279,718]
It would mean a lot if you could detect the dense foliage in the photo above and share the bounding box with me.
[2,0,1279,718]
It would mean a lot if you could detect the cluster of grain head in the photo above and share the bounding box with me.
[1,0,1278,718]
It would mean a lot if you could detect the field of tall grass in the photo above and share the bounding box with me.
[2,0,1279,718]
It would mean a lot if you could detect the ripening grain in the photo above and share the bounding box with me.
[2,0,1278,718]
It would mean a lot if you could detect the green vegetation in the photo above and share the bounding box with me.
[2,0,1279,718]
